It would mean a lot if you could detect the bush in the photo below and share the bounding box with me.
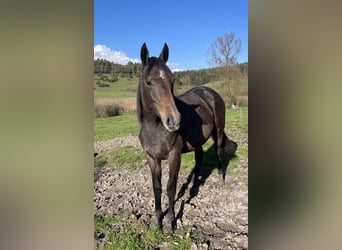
[96,81,110,87]
[100,75,108,80]
[95,103,124,118]
[109,76,118,83]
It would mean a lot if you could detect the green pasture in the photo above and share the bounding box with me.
[94,114,139,141]
[93,75,247,101]
[95,213,205,250]
[94,108,247,173]
[94,75,139,99]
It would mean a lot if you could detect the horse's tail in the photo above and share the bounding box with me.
[222,132,238,156]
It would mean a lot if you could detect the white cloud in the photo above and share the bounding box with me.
[94,44,185,71]
[94,44,139,64]
[167,62,184,72]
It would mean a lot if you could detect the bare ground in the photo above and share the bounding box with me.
[94,135,248,250]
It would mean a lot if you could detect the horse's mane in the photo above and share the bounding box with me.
[136,82,143,124]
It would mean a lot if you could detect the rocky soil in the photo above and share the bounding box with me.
[94,136,248,250]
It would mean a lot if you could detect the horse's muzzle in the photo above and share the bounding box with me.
[164,114,181,132]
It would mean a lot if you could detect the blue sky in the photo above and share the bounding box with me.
[94,0,248,70]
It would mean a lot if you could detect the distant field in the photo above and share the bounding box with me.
[94,76,138,99]
[94,75,248,108]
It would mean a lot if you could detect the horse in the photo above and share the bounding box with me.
[137,43,237,232]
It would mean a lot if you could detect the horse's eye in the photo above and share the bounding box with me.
[146,80,152,86]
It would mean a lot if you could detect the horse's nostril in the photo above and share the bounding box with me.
[166,117,171,126]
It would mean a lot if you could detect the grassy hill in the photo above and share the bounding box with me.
[94,74,247,105]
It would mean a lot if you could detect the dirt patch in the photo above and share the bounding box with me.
[94,135,248,249]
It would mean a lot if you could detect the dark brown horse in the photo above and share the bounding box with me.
[137,43,237,231]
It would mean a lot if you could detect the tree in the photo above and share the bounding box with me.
[208,32,241,66]
[208,32,242,105]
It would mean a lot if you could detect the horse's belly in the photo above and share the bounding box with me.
[182,124,212,152]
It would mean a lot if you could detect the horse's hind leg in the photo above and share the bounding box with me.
[190,147,203,197]
[215,130,238,183]
[193,147,204,185]
[146,154,163,228]
[214,127,226,182]
[223,134,238,156]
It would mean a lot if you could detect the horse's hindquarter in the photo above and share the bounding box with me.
[176,88,218,152]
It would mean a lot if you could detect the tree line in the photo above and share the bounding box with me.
[94,59,247,86]
[94,59,140,78]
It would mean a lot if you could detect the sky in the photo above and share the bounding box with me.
[94,0,248,71]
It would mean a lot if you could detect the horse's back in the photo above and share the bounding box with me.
[178,86,226,127]
[176,86,226,152]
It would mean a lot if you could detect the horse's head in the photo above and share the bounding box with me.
[139,43,181,132]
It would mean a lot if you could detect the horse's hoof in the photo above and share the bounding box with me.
[164,214,176,234]
[163,220,176,235]
[225,140,238,156]
[151,217,162,229]
[152,211,163,229]
[218,172,226,185]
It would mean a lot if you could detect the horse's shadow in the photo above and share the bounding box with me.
[172,144,237,221]
[94,153,108,182]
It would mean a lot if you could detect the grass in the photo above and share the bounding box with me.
[95,98,137,113]
[94,76,139,99]
[94,108,247,177]
[94,108,247,169]
[94,214,205,250]
[94,113,139,141]
[94,75,247,106]
[107,146,145,170]
[226,107,248,133]
[94,103,124,118]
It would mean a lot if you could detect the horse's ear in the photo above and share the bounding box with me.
[159,43,169,63]
[140,43,149,65]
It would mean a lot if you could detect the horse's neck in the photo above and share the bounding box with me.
[141,110,160,126]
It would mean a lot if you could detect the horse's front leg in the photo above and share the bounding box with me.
[146,154,163,228]
[166,148,181,232]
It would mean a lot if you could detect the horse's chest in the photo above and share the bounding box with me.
[139,126,175,160]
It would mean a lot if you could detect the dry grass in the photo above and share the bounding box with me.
[95,98,137,113]
[94,93,247,117]
[237,95,248,107]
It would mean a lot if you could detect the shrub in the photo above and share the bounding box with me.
[109,76,118,83]
[97,82,110,87]
[95,103,124,118]
[100,75,108,80]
